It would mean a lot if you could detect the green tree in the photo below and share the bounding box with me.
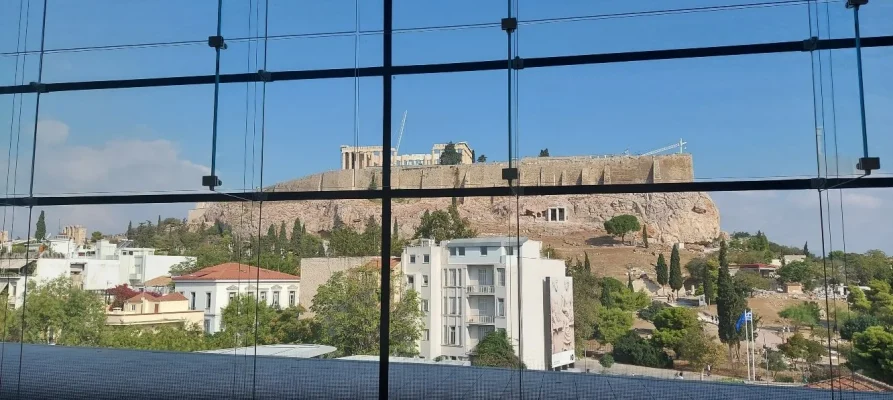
[655,254,668,294]
[779,333,826,367]
[413,204,475,243]
[599,354,615,369]
[669,244,683,297]
[477,154,487,163]
[849,326,893,384]
[848,284,873,314]
[311,267,423,357]
[219,294,279,346]
[12,277,106,346]
[733,270,771,297]
[677,330,726,375]
[777,261,817,287]
[603,215,640,245]
[840,314,880,341]
[568,261,600,356]
[612,331,673,368]
[277,222,288,255]
[290,218,303,255]
[126,221,133,238]
[270,305,316,344]
[642,225,649,248]
[35,210,47,241]
[651,307,700,352]
[439,142,462,165]
[627,274,634,291]
[703,263,715,305]
[471,330,525,369]
[766,349,789,378]
[90,231,103,242]
[583,253,591,272]
[594,306,633,344]
[778,302,821,329]
[637,301,671,322]
[716,240,745,356]
[803,242,810,258]
[538,148,550,157]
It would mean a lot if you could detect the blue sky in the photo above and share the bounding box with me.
[0,0,891,252]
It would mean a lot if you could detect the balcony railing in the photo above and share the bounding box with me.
[466,285,495,294]
[467,315,495,324]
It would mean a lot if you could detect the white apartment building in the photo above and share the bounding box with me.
[172,263,300,334]
[401,237,575,371]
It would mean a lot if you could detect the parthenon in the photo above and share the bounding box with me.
[340,142,475,170]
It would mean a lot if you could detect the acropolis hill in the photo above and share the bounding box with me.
[188,154,720,246]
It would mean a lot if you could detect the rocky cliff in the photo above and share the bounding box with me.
[189,192,720,246]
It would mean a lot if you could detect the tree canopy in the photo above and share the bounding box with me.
[471,330,525,369]
[603,215,640,244]
[655,254,668,291]
[413,204,475,243]
[439,142,462,165]
[668,244,683,296]
[651,307,700,352]
[593,305,633,344]
[849,326,893,384]
[612,331,673,369]
[35,210,47,241]
[538,148,550,157]
[778,301,821,329]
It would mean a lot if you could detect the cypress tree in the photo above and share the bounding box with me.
[656,254,668,295]
[278,222,288,255]
[291,218,303,254]
[716,239,744,357]
[393,220,400,241]
[669,244,683,297]
[703,264,715,305]
[642,225,649,248]
[35,211,47,241]
[583,253,591,272]
[126,221,133,239]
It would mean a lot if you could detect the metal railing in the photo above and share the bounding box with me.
[467,315,495,324]
[466,285,495,294]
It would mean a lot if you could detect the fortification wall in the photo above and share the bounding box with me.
[272,154,693,192]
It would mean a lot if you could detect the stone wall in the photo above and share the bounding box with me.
[270,154,694,192]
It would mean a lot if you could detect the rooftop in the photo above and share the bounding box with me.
[0,344,887,399]
[198,344,336,358]
[172,263,300,281]
[142,275,172,287]
[444,236,529,247]
[338,355,470,367]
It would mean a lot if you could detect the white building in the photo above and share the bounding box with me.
[401,237,574,371]
[172,263,300,334]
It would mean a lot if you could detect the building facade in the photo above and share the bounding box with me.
[106,292,205,331]
[62,225,88,246]
[172,263,300,334]
[401,237,574,371]
[339,142,475,170]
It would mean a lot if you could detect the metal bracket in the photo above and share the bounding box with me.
[511,56,524,70]
[857,157,880,174]
[208,35,227,50]
[501,17,517,33]
[30,82,47,93]
[809,177,826,190]
[257,69,272,82]
[202,175,222,189]
[502,167,519,181]
[802,36,818,52]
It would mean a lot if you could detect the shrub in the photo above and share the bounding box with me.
[599,354,614,369]
[611,331,673,369]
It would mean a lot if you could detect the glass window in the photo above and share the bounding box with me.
[259,291,267,304]
[458,247,466,256]
[410,255,416,263]
[272,291,280,307]
[449,297,456,315]
[423,254,430,263]
[498,268,505,287]
[423,329,429,341]
[449,270,457,286]
[288,291,296,307]
[190,292,196,310]
[497,298,505,317]
[449,326,457,345]
[422,275,429,287]
[421,299,428,313]
[449,247,457,256]
[506,246,514,256]
[205,292,211,309]
[407,275,415,290]
[480,247,488,256]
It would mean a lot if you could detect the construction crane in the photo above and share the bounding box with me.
[394,110,408,156]
[640,138,687,156]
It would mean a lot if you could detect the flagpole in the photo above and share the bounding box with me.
[749,309,756,381]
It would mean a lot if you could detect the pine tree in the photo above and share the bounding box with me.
[126,221,133,239]
[583,253,591,272]
[35,211,47,241]
[669,244,683,297]
[656,254,669,295]
[703,264,715,305]
[278,222,287,256]
[642,225,649,248]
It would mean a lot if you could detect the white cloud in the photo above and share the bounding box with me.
[0,120,209,237]
[713,188,893,254]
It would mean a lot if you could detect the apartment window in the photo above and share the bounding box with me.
[449,247,456,256]
[506,246,514,256]
[480,247,488,256]
[449,269,457,286]
[288,291,296,307]
[498,268,505,286]
[259,291,267,304]
[449,297,457,315]
[407,275,415,290]
[204,319,211,332]
[458,247,466,256]
[272,291,280,307]
[228,292,236,305]
[422,275,429,287]
[497,298,505,317]
[478,268,488,286]
[131,304,136,311]
[449,326,457,345]
[410,255,416,263]
[421,299,429,313]
[206,292,211,310]
[423,254,430,263]
[190,292,196,310]
[423,329,429,341]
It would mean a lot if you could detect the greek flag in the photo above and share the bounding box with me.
[735,310,752,332]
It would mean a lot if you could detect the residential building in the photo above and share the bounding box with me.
[401,237,574,371]
[171,263,300,334]
[734,263,778,278]
[106,292,205,331]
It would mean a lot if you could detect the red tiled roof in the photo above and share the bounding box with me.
[155,292,188,302]
[806,373,893,392]
[125,293,158,303]
[143,275,172,287]
[172,263,299,281]
[362,257,401,270]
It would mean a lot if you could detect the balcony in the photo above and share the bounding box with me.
[467,315,495,324]
[466,285,495,294]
